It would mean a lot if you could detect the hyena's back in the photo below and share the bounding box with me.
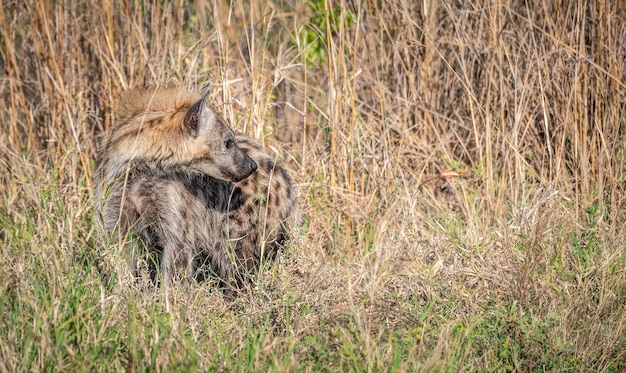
[94,86,295,290]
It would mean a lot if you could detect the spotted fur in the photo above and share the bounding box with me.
[94,86,295,291]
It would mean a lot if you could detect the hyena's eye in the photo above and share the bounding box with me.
[225,139,235,149]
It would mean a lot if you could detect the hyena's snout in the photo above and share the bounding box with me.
[223,149,257,182]
[248,156,258,174]
[238,152,257,180]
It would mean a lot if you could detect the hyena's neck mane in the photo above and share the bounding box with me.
[99,87,204,184]
[116,87,201,125]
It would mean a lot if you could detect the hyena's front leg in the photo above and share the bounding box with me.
[220,215,261,292]
[156,212,196,288]
[160,240,194,288]
[142,184,196,289]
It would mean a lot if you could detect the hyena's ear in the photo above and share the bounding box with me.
[183,88,211,137]
[199,82,213,96]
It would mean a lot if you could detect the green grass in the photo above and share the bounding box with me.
[2,0,626,371]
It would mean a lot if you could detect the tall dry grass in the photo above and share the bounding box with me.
[1,0,625,371]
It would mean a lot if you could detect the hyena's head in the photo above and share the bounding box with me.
[182,88,257,182]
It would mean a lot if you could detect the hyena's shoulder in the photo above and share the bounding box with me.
[235,135,293,188]
[234,134,295,220]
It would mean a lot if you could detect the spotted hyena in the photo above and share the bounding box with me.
[94,85,295,292]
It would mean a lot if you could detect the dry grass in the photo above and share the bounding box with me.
[1,0,626,371]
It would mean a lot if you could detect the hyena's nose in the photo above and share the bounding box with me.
[249,159,258,173]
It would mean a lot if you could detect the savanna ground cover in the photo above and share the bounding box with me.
[1,0,625,371]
